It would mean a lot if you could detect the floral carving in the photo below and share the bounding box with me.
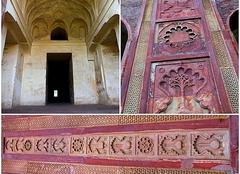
[159,135,186,156]
[156,67,208,113]
[192,134,225,157]
[158,25,198,49]
[71,138,84,153]
[137,137,154,154]
[88,137,107,155]
[153,20,206,55]
[110,136,132,155]
[36,138,50,152]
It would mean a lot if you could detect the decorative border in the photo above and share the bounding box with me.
[2,115,229,131]
[2,160,229,174]
[4,129,230,160]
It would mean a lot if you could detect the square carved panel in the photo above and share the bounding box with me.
[157,0,199,20]
[147,59,220,113]
[153,19,206,56]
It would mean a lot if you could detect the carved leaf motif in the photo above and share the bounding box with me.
[88,137,107,154]
[159,135,186,156]
[36,138,50,152]
[110,136,132,155]
[52,138,66,153]
[192,134,225,157]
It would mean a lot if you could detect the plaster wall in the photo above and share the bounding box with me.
[2,44,20,108]
[20,40,98,106]
[102,44,119,104]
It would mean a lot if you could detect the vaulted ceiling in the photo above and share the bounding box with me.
[22,0,97,40]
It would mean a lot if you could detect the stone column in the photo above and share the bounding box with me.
[95,44,109,104]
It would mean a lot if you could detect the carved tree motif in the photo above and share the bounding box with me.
[137,137,154,154]
[155,66,209,113]
[110,136,132,155]
[159,135,186,156]
[88,137,107,155]
[192,134,225,157]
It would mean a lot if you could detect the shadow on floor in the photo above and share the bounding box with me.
[2,104,119,114]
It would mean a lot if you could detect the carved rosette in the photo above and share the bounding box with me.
[71,137,85,154]
[153,20,206,56]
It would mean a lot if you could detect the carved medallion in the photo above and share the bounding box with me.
[153,20,206,56]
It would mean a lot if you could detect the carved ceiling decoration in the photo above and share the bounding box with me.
[154,20,206,56]
[148,60,220,113]
[24,0,95,40]
[4,129,229,160]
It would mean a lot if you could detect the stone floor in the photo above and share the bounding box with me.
[2,104,119,114]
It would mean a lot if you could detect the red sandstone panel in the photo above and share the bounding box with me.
[147,59,221,113]
[153,19,206,56]
[157,0,200,20]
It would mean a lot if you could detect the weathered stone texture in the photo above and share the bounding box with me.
[121,0,143,33]
[215,0,238,23]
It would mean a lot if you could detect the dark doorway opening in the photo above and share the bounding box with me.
[51,27,68,40]
[229,10,238,43]
[121,21,128,59]
[46,53,74,104]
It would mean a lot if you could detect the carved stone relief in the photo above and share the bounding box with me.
[158,0,198,19]
[153,20,206,56]
[148,60,219,113]
[4,129,229,160]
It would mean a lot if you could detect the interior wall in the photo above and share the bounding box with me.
[20,40,98,106]
[101,44,119,105]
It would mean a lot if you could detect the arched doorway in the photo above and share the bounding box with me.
[229,10,238,43]
[121,21,128,59]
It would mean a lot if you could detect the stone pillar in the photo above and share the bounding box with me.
[114,24,120,50]
[95,44,109,104]
[1,24,7,59]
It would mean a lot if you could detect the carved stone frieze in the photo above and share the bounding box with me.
[4,129,229,160]
[153,20,206,56]
[148,60,220,113]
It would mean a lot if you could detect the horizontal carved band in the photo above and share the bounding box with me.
[4,129,229,160]
[2,160,228,174]
[2,115,229,131]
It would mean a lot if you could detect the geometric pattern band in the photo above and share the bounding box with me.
[4,129,229,160]
[2,160,229,174]
[2,115,229,131]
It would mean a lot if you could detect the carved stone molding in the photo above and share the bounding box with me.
[2,160,229,174]
[148,60,220,113]
[2,115,229,131]
[4,129,229,160]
